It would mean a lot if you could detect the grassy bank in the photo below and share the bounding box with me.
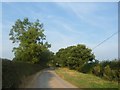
[2,59,47,88]
[55,68,119,89]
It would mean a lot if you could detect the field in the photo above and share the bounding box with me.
[55,68,119,89]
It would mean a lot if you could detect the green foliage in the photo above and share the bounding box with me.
[80,60,99,73]
[50,55,60,67]
[54,44,95,71]
[2,59,46,88]
[111,70,119,81]
[100,60,119,70]
[92,65,101,76]
[98,60,120,81]
[80,59,119,82]
[53,47,119,82]
[90,59,120,81]
[103,65,112,80]
[104,65,111,75]
[51,42,119,82]
[9,18,51,63]
[39,50,54,66]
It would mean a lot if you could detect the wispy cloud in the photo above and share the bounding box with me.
[2,2,118,60]
[56,2,118,31]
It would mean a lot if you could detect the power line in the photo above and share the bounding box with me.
[92,31,118,50]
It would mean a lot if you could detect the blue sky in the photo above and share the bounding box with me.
[1,2,118,60]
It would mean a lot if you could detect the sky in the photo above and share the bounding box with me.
[1,2,118,60]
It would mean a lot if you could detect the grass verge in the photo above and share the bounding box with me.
[55,68,119,89]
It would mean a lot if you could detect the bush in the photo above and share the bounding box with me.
[98,59,119,81]
[80,63,94,73]
[111,70,119,81]
[103,65,112,80]
[92,65,101,76]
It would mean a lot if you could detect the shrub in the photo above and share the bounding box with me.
[92,65,101,76]
[80,63,94,73]
[103,65,112,80]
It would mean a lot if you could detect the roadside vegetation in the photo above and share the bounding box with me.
[55,68,118,88]
[50,45,119,82]
[2,58,48,88]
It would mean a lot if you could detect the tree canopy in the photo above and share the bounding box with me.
[9,18,51,64]
[53,44,95,71]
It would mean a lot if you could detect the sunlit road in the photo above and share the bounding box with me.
[25,68,77,88]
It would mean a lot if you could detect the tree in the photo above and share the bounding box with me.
[9,18,51,63]
[55,44,95,71]
[39,50,54,66]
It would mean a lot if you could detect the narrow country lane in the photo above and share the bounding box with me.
[25,68,77,88]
